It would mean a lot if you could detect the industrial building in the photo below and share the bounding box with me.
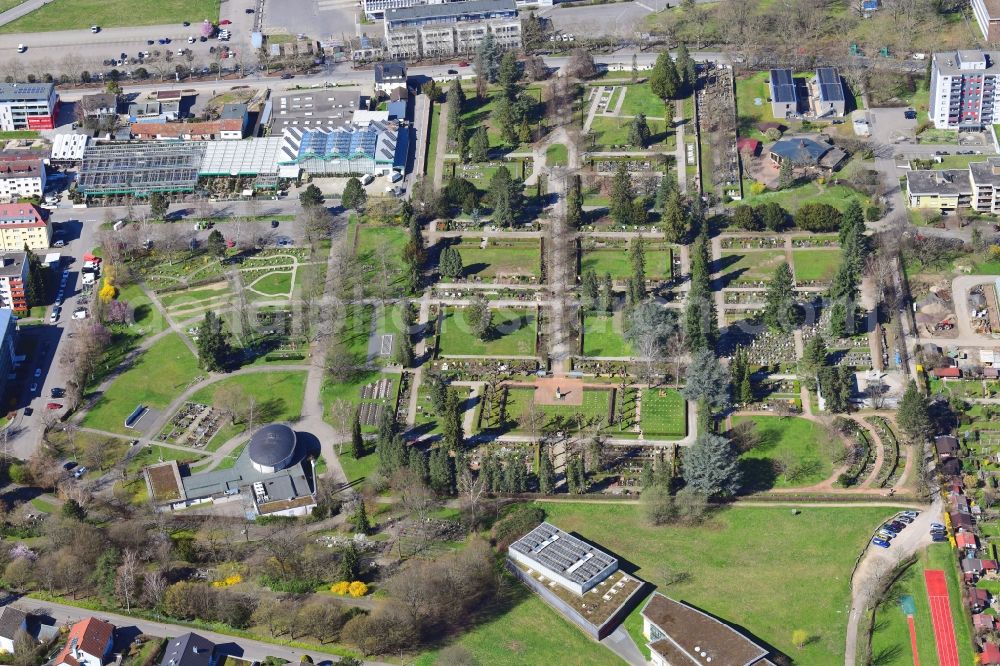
[930,50,1000,130]
[0,253,29,313]
[0,83,58,131]
[144,423,317,518]
[0,152,45,203]
[384,0,521,59]
[77,142,206,198]
[768,69,799,119]
[270,90,366,134]
[277,121,411,177]
[0,203,50,251]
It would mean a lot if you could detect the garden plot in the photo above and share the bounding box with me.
[322,370,401,434]
[453,238,541,283]
[719,251,787,287]
[157,402,223,448]
[639,388,686,439]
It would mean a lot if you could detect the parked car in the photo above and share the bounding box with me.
[245,7,254,12]
[280,73,294,79]
[896,515,914,524]
[182,21,190,26]
[888,521,907,531]
[33,368,41,378]
[458,60,469,67]
[447,69,458,74]
[45,402,62,410]
[882,523,901,534]
[872,538,890,549]
[270,220,279,228]
[147,39,155,45]
[876,529,895,540]
[930,522,945,530]
[904,109,917,120]
[220,19,232,24]
[16,44,26,53]
[90,25,100,33]
[73,466,88,479]
[63,461,77,470]
[29,383,37,393]
[51,388,64,398]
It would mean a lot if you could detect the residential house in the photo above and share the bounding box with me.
[970,588,991,612]
[975,613,997,632]
[957,531,978,550]
[0,309,17,400]
[219,104,250,137]
[810,67,846,117]
[942,458,963,477]
[53,617,115,666]
[374,61,407,95]
[79,93,117,118]
[0,607,29,653]
[0,203,50,251]
[769,136,847,170]
[0,152,45,203]
[932,366,962,378]
[952,510,975,530]
[930,51,1000,130]
[982,641,1000,665]
[936,435,960,457]
[159,632,216,666]
[962,558,999,582]
[768,69,799,119]
[640,593,775,666]
[906,169,972,212]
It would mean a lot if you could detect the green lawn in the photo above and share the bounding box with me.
[581,247,672,280]
[453,240,541,280]
[412,384,477,439]
[187,371,307,451]
[355,225,409,296]
[735,71,779,129]
[791,249,841,283]
[438,308,537,357]
[738,182,868,213]
[30,497,57,514]
[0,0,220,32]
[640,388,686,438]
[588,116,673,150]
[338,449,380,485]
[581,312,630,357]
[247,271,292,297]
[720,251,786,284]
[159,285,230,310]
[734,416,835,490]
[546,143,568,167]
[619,83,672,118]
[869,544,975,666]
[414,592,614,666]
[426,100,442,183]
[539,502,899,665]
[338,304,373,363]
[504,387,613,432]
[83,333,202,434]
[0,130,39,140]
[117,282,168,337]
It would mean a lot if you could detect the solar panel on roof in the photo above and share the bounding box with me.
[769,69,797,104]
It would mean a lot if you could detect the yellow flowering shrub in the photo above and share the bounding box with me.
[348,581,368,597]
[330,581,350,595]
[211,574,243,588]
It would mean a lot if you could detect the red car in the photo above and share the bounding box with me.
[458,61,469,67]
[226,239,236,248]
[46,402,63,410]
[220,19,232,25]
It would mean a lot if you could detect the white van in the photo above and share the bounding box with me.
[360,174,374,185]
[389,171,403,183]
[113,220,126,231]
[16,44,26,53]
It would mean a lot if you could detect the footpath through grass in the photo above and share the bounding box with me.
[539,502,898,665]
[0,0,220,32]
[83,333,202,434]
[869,544,975,666]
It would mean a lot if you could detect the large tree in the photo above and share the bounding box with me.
[498,51,520,99]
[682,432,742,498]
[474,32,501,83]
[149,191,168,219]
[649,51,680,101]
[469,126,490,162]
[487,166,521,227]
[467,294,492,341]
[610,162,636,227]
[299,183,325,208]
[342,177,367,211]
[565,174,583,228]
[661,190,688,243]
[626,301,678,355]
[763,262,801,333]
[675,42,697,95]
[629,113,651,148]
[897,381,933,442]
[681,348,731,411]
[195,311,230,372]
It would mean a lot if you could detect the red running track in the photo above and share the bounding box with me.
[907,615,921,666]
[925,569,960,666]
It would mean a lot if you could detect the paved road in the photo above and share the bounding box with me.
[10,597,392,665]
[0,0,47,27]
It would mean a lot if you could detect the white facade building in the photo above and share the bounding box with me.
[0,153,45,202]
[0,83,58,131]
[384,0,521,59]
[930,50,1000,130]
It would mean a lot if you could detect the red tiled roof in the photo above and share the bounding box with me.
[975,613,996,629]
[737,138,761,153]
[956,532,977,548]
[982,642,1000,665]
[55,617,114,666]
[932,367,961,378]
[132,118,243,139]
[0,203,45,227]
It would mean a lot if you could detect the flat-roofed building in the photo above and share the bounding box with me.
[906,169,972,212]
[768,68,799,119]
[641,593,775,666]
[508,521,618,595]
[384,0,520,59]
[0,203,49,251]
[0,83,58,131]
[0,252,29,313]
[972,0,1000,41]
[930,50,1000,130]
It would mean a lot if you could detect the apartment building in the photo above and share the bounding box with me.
[0,83,59,131]
[0,152,45,202]
[972,0,1000,42]
[904,158,1000,214]
[0,203,50,251]
[0,252,27,313]
[384,0,520,59]
[929,50,1000,130]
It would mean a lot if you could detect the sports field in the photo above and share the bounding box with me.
[0,0,220,32]
[640,388,686,438]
